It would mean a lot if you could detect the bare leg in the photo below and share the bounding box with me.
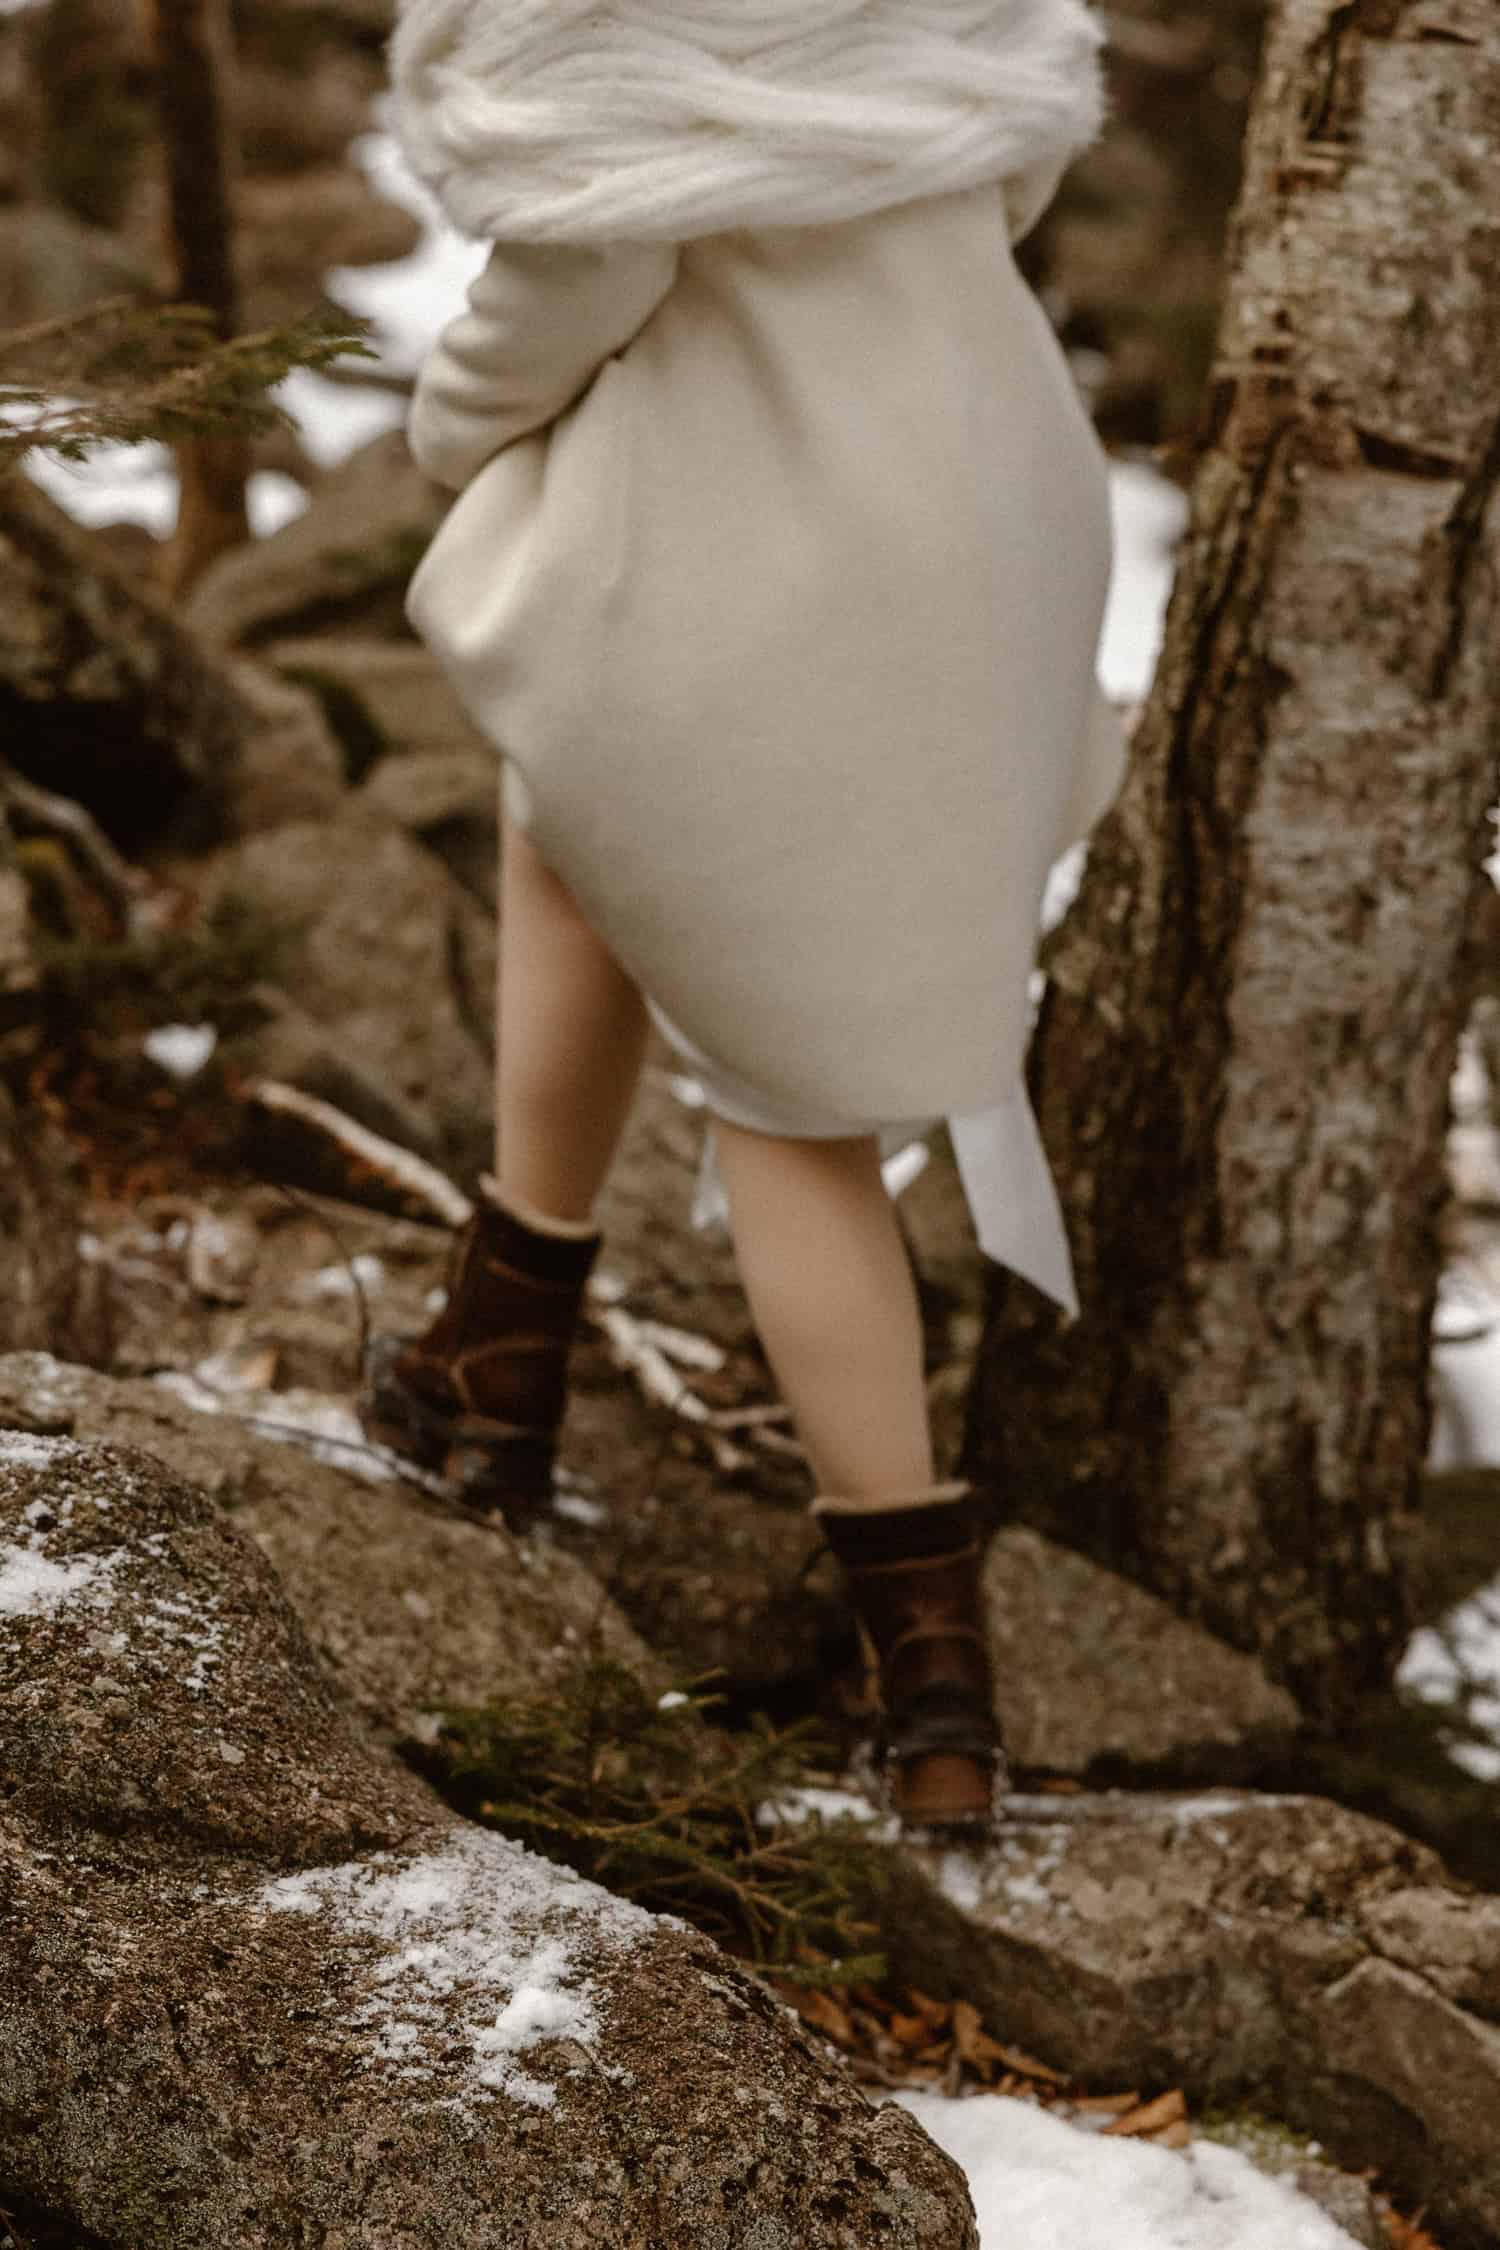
[494,810,651,1222]
[710,1116,935,1501]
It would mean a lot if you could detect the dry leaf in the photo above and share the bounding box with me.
[1104,2090,1188,2138]
[904,1988,952,2029]
[952,2002,1045,2077]
[889,2011,940,2051]
[1071,2092,1142,2115]
[1147,2121,1193,2150]
[775,1986,855,2049]
[951,2000,987,2063]
[986,2040,1069,2086]
[1382,2208,1443,2250]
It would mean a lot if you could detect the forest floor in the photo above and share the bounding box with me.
[14,1009,1456,2250]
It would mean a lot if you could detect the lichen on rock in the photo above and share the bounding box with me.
[0,1425,979,2247]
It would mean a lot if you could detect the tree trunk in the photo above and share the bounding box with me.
[964,0,1500,1722]
[143,0,251,594]
[0,1081,82,1358]
[0,816,80,1354]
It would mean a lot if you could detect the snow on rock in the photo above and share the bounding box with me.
[885,1791,1500,2249]
[1,1433,429,1863]
[757,1783,891,1836]
[258,1828,654,2111]
[0,1445,227,1689]
[290,1252,386,1302]
[153,1368,404,1487]
[0,1437,125,1619]
[0,1430,81,1471]
[0,1542,119,1618]
[0,1353,85,1434]
[895,2092,1359,2250]
[1,1429,982,2246]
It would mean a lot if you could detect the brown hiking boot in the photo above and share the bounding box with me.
[813,1481,1007,1837]
[359,1177,600,1530]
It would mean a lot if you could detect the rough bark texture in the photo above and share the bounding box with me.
[0,1434,979,2249]
[966,0,1500,1719]
[144,0,251,591]
[0,1086,81,1359]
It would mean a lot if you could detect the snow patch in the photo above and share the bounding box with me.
[895,2091,1361,2250]
[936,1849,984,1914]
[257,1829,655,2110]
[292,1254,386,1302]
[1167,1793,1302,1825]
[757,1784,893,1839]
[152,1371,403,1486]
[0,1476,225,1690]
[970,1823,1073,1914]
[1098,459,1188,704]
[0,1431,81,1471]
[0,1544,119,1618]
[1,1458,127,1620]
[1399,1588,1500,1781]
[142,1023,218,1079]
[551,1489,608,1528]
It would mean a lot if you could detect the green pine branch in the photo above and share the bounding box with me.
[0,296,374,473]
[422,1650,892,1985]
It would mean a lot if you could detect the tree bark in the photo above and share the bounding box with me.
[142,0,251,594]
[0,809,80,1357]
[0,1080,82,1358]
[964,0,1500,1721]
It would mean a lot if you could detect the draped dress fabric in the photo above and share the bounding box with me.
[403,182,1121,1317]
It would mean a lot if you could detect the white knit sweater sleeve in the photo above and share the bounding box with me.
[408,239,679,491]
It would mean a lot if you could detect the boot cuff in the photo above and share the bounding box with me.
[812,1482,981,1566]
[811,1480,969,1519]
[475,1176,602,1286]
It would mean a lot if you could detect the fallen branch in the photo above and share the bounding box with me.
[241,1080,474,1227]
[586,1281,805,1474]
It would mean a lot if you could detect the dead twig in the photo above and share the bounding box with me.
[585,1282,806,1473]
[243,1080,474,1227]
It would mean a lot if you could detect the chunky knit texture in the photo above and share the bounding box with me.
[389,0,1108,245]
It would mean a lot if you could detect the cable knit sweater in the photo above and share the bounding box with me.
[389,0,1108,246]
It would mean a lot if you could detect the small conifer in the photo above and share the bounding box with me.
[0,296,372,476]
